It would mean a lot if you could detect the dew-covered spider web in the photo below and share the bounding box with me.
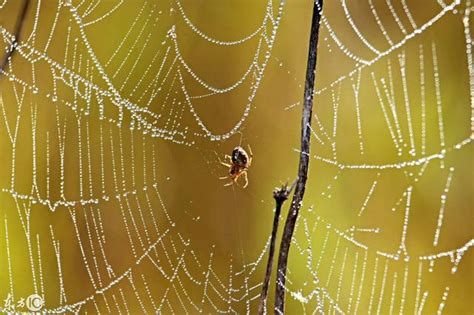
[0,0,472,314]
[278,0,473,314]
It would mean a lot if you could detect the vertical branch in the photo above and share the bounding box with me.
[0,0,31,76]
[275,0,324,313]
[258,181,296,315]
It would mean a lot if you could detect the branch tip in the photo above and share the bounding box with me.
[272,178,297,203]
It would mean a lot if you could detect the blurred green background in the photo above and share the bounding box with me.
[0,0,472,314]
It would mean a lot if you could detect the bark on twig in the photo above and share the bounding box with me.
[274,0,324,313]
[258,180,297,315]
[0,0,31,76]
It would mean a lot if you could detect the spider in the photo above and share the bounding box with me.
[219,145,253,188]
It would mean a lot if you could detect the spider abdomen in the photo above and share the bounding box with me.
[231,146,249,167]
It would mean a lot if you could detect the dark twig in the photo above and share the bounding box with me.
[0,0,31,76]
[258,180,297,315]
[274,0,324,313]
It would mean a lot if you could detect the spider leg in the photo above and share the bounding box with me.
[247,145,253,166]
[217,156,232,168]
[241,171,249,188]
[219,176,229,180]
[224,181,234,187]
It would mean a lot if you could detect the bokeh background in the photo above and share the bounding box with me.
[0,0,472,314]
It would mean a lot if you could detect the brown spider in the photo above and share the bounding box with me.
[219,145,253,188]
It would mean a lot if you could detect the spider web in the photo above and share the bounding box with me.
[0,0,472,314]
[0,0,283,313]
[278,0,474,314]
